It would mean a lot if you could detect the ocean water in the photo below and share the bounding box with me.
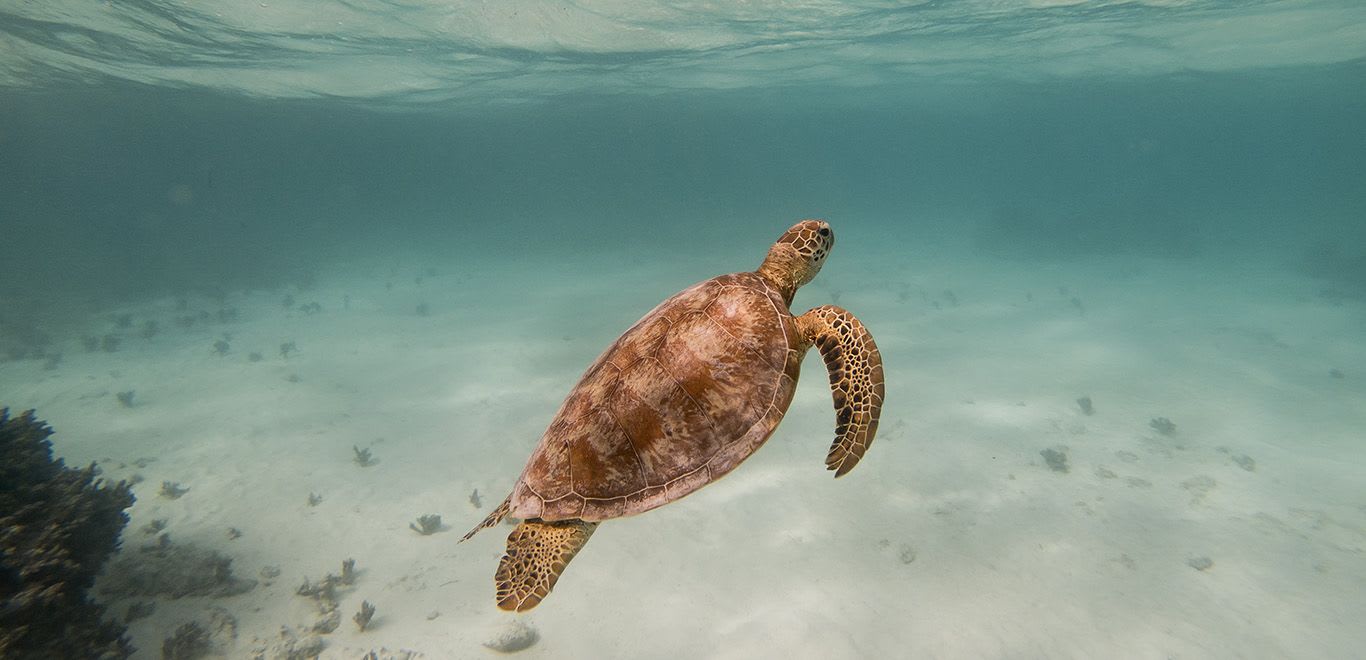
[2,2,1365,658]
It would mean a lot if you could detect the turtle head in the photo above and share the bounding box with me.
[757,219,833,300]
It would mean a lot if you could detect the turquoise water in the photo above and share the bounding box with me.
[2,2,1365,659]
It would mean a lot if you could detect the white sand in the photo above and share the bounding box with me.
[5,235,1364,659]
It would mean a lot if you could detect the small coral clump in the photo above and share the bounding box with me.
[410,514,442,535]
[354,600,376,631]
[352,446,377,467]
[1149,417,1177,436]
[1039,447,1069,473]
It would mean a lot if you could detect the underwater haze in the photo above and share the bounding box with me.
[2,1,1365,658]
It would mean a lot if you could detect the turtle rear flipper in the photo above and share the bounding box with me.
[461,495,511,542]
[797,305,885,477]
[496,519,598,612]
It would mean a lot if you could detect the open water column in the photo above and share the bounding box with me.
[1,2,1364,658]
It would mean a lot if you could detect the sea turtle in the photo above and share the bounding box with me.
[462,219,885,611]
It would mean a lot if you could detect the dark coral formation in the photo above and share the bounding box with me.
[161,621,212,660]
[99,539,255,600]
[0,408,136,658]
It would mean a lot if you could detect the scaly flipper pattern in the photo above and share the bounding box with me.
[797,305,885,477]
[461,496,511,542]
[495,519,598,612]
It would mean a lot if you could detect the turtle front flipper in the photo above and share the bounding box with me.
[496,519,598,612]
[797,305,885,477]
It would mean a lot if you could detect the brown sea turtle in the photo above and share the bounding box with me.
[462,219,885,611]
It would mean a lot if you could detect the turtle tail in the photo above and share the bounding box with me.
[495,519,598,612]
[461,495,512,542]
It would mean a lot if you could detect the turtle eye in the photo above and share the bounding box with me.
[818,227,830,237]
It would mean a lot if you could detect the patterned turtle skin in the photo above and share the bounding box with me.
[464,219,885,612]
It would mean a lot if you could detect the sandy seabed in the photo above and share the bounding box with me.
[4,238,1364,659]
